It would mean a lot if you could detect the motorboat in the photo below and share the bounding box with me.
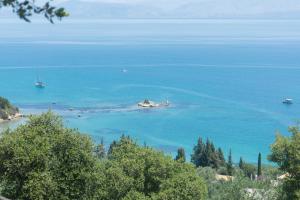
[138,99,159,107]
[282,98,293,104]
[138,99,170,108]
[35,81,45,88]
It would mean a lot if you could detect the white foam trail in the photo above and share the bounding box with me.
[116,84,291,126]
[116,83,242,104]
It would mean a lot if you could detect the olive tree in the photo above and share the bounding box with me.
[0,0,68,22]
[0,112,208,200]
[0,112,102,200]
[268,126,300,199]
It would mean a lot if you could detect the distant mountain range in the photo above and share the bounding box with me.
[58,0,300,19]
[1,0,300,19]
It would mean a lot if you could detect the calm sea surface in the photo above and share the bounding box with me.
[0,20,300,163]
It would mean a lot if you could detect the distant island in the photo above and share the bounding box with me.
[0,97,20,122]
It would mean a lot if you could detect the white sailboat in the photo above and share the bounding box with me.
[35,76,45,88]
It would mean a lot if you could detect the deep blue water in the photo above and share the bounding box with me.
[0,20,300,163]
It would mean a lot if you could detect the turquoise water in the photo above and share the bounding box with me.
[1,20,300,163]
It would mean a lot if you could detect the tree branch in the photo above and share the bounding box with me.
[0,0,69,23]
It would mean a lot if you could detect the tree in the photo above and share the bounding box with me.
[217,147,226,167]
[175,147,186,163]
[0,112,208,200]
[268,126,300,199]
[191,137,226,169]
[154,172,207,200]
[198,165,280,200]
[107,140,117,156]
[257,152,262,177]
[242,163,256,179]
[205,139,219,168]
[105,135,207,200]
[95,137,106,159]
[206,173,279,200]
[0,112,102,200]
[227,149,234,176]
[122,190,150,200]
[0,0,68,22]
[191,137,205,167]
[239,157,244,169]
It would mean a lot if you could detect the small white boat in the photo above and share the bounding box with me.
[138,99,170,108]
[35,75,45,88]
[282,98,293,104]
[138,99,158,107]
[35,81,45,88]
[122,69,128,73]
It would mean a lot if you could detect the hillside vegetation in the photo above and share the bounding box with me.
[0,112,207,200]
[0,112,298,199]
[0,97,19,120]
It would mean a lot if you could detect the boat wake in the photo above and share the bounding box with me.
[114,84,292,126]
[17,101,173,119]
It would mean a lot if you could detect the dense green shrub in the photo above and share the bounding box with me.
[0,112,100,200]
[0,112,207,200]
[191,137,226,169]
[198,168,280,200]
[106,135,207,199]
[268,126,300,200]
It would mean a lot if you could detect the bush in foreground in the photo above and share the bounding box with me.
[268,126,300,200]
[0,112,207,200]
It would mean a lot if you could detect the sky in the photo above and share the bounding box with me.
[2,0,300,19]
[2,0,300,43]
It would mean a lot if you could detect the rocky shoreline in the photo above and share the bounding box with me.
[0,113,24,123]
[0,97,23,123]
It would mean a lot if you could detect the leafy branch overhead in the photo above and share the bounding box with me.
[0,0,68,23]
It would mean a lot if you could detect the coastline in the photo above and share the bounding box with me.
[0,113,24,124]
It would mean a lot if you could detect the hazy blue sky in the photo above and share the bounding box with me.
[2,0,300,19]
[1,0,300,43]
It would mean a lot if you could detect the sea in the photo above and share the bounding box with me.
[0,19,300,163]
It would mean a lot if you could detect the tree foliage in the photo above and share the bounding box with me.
[242,163,256,180]
[191,137,226,169]
[95,137,106,159]
[198,167,280,200]
[238,157,259,180]
[154,172,207,200]
[0,112,101,199]
[257,153,262,177]
[106,135,207,199]
[226,149,234,176]
[0,0,68,22]
[0,112,208,200]
[175,147,186,163]
[239,157,244,169]
[268,126,300,199]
